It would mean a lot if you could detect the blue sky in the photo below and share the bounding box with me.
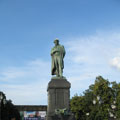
[0,0,120,105]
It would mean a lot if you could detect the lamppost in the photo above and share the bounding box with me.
[86,112,89,120]
[92,95,104,119]
[0,92,3,120]
[93,99,96,105]
[93,95,103,105]
[109,101,116,120]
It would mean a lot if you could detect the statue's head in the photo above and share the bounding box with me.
[54,38,59,46]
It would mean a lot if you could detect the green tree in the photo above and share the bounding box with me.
[70,76,118,120]
[111,81,120,118]
[70,95,85,120]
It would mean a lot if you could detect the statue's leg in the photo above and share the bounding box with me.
[58,58,63,77]
[59,67,62,77]
[55,57,59,76]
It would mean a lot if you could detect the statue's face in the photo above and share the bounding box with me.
[54,41,59,46]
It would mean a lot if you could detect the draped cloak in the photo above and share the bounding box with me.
[51,44,65,76]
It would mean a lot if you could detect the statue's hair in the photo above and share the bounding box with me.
[54,38,59,43]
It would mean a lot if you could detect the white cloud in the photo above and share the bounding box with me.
[0,59,50,82]
[64,31,120,67]
[110,57,120,70]
[63,31,120,96]
[1,82,47,105]
[0,59,50,105]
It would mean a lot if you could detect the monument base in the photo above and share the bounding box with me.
[50,114,75,120]
[47,77,75,120]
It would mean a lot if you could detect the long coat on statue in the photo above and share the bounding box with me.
[51,44,65,76]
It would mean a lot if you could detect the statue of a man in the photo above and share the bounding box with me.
[51,39,66,77]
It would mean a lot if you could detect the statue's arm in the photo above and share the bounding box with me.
[51,48,56,56]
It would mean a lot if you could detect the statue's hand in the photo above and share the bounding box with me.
[51,51,57,56]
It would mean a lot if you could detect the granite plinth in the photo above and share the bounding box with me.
[47,77,71,120]
[51,114,75,120]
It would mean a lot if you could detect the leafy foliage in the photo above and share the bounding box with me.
[70,76,120,120]
[1,92,20,120]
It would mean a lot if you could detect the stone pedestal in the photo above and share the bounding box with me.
[47,77,71,120]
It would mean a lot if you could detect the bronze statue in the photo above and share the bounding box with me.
[51,39,66,77]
